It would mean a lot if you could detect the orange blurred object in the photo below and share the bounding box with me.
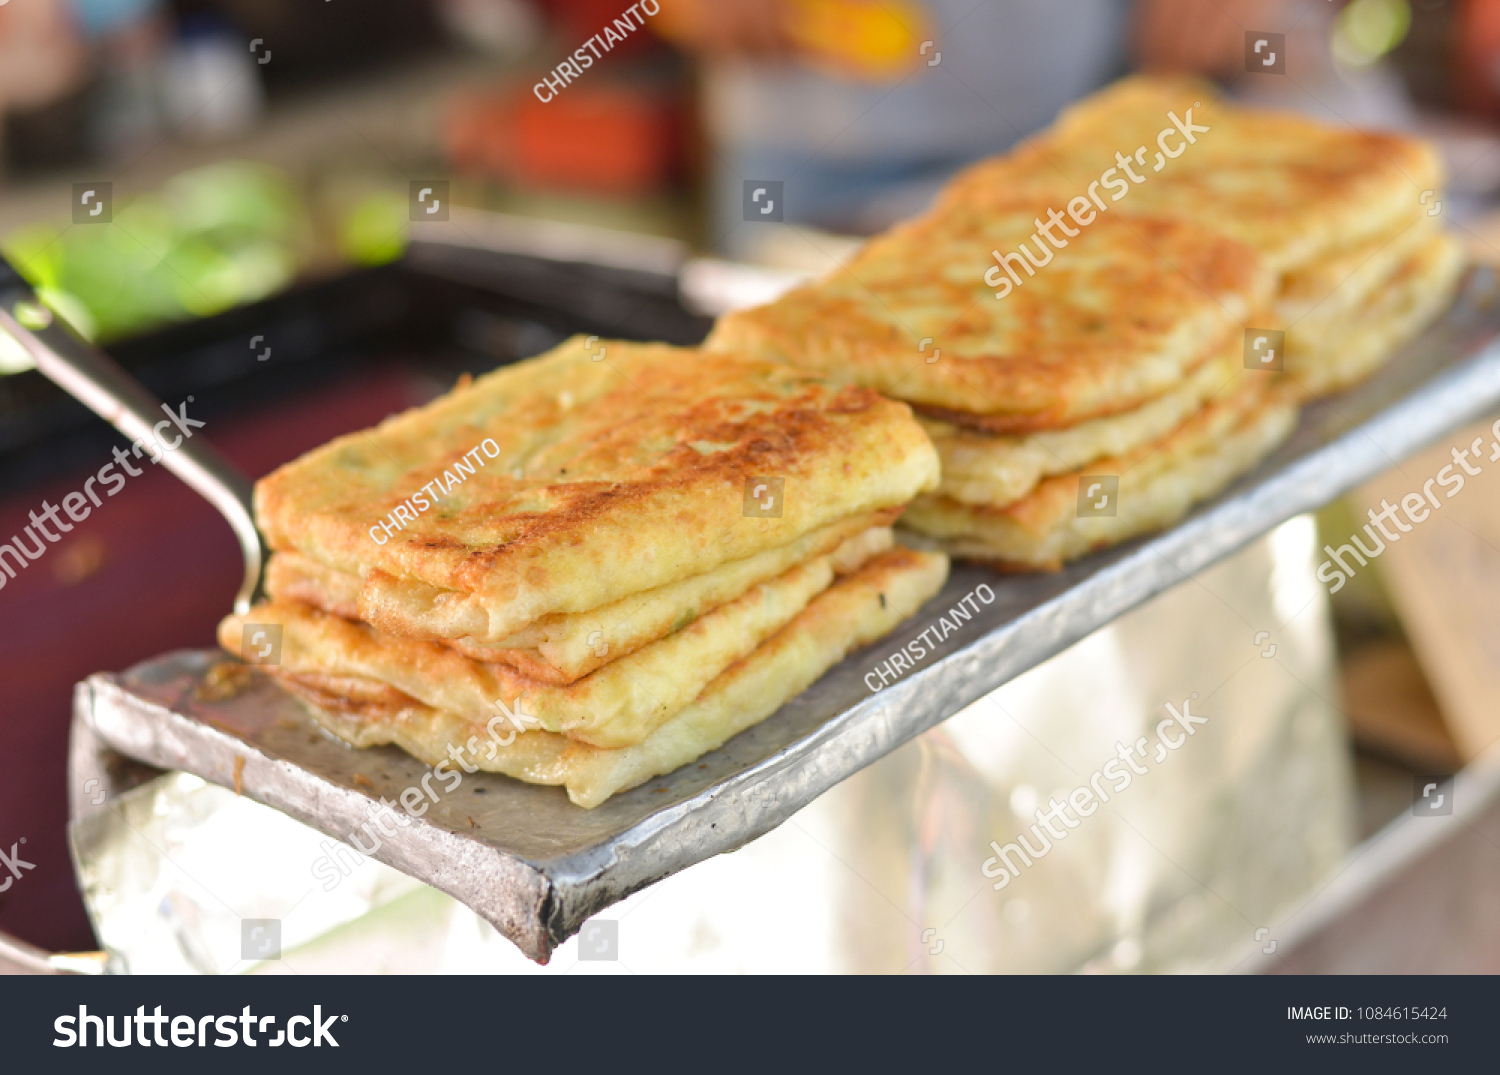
[446,80,685,195]
[653,0,931,80]
[783,0,929,79]
[1457,0,1500,117]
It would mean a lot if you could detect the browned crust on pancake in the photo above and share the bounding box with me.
[901,376,1298,568]
[256,337,939,643]
[1287,230,1468,398]
[906,321,1247,437]
[220,542,862,749]
[266,554,361,621]
[936,76,1445,276]
[997,379,1283,536]
[278,671,422,717]
[708,206,1270,429]
[264,547,951,807]
[267,510,901,684]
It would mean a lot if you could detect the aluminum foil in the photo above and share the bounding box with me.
[70,518,1354,973]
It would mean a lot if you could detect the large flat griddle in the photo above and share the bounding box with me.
[71,266,1500,962]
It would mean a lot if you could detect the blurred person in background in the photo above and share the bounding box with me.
[0,0,186,167]
[0,0,87,160]
[650,0,1370,255]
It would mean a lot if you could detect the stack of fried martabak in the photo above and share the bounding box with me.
[935,77,1468,398]
[708,77,1464,569]
[220,336,945,807]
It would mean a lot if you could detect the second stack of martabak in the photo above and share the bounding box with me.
[709,77,1464,569]
[936,77,1467,398]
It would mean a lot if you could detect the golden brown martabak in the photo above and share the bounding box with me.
[1286,229,1467,397]
[707,199,1271,431]
[266,512,897,684]
[278,547,950,808]
[1276,213,1438,328]
[222,527,898,750]
[936,75,1446,277]
[902,378,1298,569]
[254,336,939,644]
[921,339,1245,508]
[228,552,824,750]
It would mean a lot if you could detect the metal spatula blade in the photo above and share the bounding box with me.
[0,256,264,614]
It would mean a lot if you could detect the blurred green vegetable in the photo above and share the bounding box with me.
[1,161,307,342]
[337,189,409,267]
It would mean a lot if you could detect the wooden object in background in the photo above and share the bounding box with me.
[1352,414,1500,763]
[1340,639,1463,773]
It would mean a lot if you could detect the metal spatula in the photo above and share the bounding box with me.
[0,257,264,615]
[0,257,270,972]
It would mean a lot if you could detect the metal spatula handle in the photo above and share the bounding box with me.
[0,257,264,614]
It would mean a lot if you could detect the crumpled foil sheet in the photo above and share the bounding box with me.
[70,773,420,974]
